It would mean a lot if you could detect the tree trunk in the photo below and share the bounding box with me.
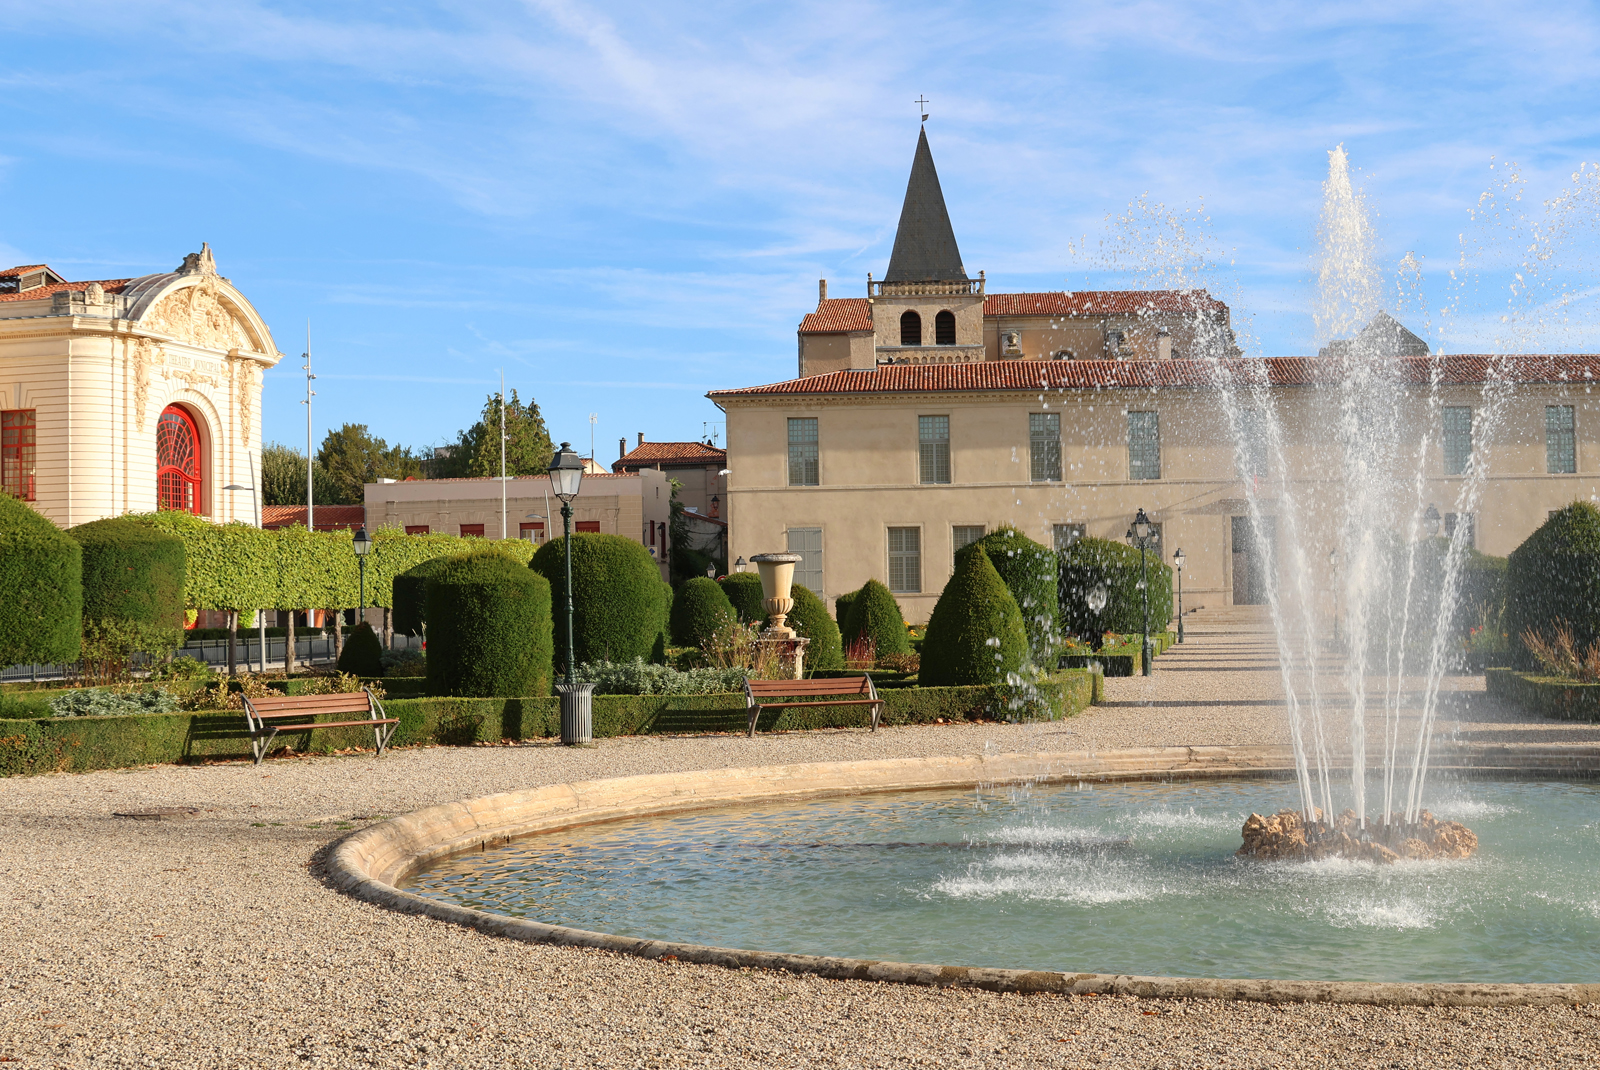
[332,609,344,664]
[226,610,238,677]
[382,606,392,650]
[256,611,267,674]
[285,610,297,676]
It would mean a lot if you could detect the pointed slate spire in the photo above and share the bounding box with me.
[884,127,968,283]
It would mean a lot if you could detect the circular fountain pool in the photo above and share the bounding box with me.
[400,776,1600,985]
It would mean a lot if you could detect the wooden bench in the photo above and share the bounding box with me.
[241,690,398,766]
[743,675,884,737]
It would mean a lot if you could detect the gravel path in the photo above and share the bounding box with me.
[4,608,1598,1068]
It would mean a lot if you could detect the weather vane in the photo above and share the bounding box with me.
[915,95,929,122]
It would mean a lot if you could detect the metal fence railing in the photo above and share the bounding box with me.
[0,631,423,683]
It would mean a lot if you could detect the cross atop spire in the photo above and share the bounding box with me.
[883,127,967,284]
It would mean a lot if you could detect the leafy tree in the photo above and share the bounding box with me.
[436,389,555,480]
[261,442,342,507]
[315,424,424,505]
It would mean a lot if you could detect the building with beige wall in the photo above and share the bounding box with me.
[0,246,281,527]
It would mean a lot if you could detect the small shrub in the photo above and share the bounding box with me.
[380,648,426,677]
[428,551,554,697]
[336,621,385,677]
[49,688,179,718]
[670,577,736,648]
[0,493,83,667]
[876,651,920,674]
[148,656,214,682]
[1522,620,1600,681]
[572,657,747,695]
[841,580,912,656]
[719,572,767,625]
[701,620,786,677]
[921,545,1029,687]
[531,534,666,666]
[788,584,843,671]
[844,634,877,670]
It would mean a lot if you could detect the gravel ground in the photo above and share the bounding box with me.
[4,608,1599,1069]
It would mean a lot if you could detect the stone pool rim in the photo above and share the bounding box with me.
[326,743,1600,1008]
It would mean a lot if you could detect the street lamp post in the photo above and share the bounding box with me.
[1328,547,1340,645]
[1173,547,1186,643]
[549,442,590,745]
[1126,508,1155,677]
[352,526,372,624]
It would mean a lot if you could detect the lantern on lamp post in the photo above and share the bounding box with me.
[1126,508,1155,676]
[1172,546,1186,644]
[548,442,590,745]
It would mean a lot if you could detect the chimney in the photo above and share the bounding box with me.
[818,278,827,305]
[637,432,644,447]
[618,437,626,460]
[1157,330,1173,360]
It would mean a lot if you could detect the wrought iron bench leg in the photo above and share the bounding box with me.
[747,704,760,738]
[251,725,279,766]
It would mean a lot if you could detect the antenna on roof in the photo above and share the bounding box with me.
[915,95,929,122]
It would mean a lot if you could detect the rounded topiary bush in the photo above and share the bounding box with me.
[393,556,452,636]
[1506,501,1600,664]
[670,576,737,648]
[1058,537,1173,639]
[961,526,1058,663]
[788,583,843,671]
[426,551,553,697]
[0,494,82,667]
[841,579,911,656]
[70,516,186,660]
[719,571,767,625]
[531,533,665,667]
[336,621,384,677]
[833,589,858,628]
[920,546,1029,686]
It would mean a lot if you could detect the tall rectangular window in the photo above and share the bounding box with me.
[1442,406,1473,475]
[786,527,823,595]
[1,409,36,501]
[1030,412,1061,481]
[918,415,950,484]
[1128,411,1161,480]
[788,417,819,486]
[952,524,985,562]
[1547,405,1577,474]
[1053,523,1086,551]
[519,521,544,543]
[887,527,921,593]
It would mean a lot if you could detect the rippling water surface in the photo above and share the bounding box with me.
[401,778,1600,983]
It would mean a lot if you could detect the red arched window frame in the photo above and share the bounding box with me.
[156,405,203,514]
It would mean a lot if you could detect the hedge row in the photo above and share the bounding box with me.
[0,670,1099,776]
[1484,667,1600,722]
[0,495,82,666]
[1506,502,1600,664]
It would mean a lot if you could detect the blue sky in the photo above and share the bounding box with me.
[7,1,1600,459]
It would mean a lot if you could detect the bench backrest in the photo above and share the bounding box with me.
[747,676,873,699]
[244,691,373,716]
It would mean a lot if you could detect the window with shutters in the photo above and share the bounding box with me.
[1030,412,1061,481]
[1,409,36,501]
[934,310,956,345]
[918,415,950,484]
[787,417,819,486]
[1547,406,1576,473]
[1442,407,1473,475]
[887,527,921,593]
[900,310,922,346]
[459,524,485,537]
[1128,411,1160,480]
[787,527,823,595]
[576,521,601,533]
[404,525,430,535]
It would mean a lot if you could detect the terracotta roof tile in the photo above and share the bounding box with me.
[0,265,49,277]
[708,354,1600,399]
[613,441,726,471]
[0,278,134,303]
[261,505,366,530]
[799,298,873,333]
[982,289,1229,316]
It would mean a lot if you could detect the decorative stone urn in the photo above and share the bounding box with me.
[750,552,804,639]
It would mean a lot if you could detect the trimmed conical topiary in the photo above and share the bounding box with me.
[920,545,1029,686]
[788,583,843,671]
[427,551,553,697]
[0,495,82,667]
[670,576,737,648]
[841,579,911,656]
[961,526,1058,664]
[1507,501,1600,664]
[336,620,385,677]
[718,571,767,625]
[531,533,665,667]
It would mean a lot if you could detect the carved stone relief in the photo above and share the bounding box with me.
[143,276,252,353]
[130,338,158,431]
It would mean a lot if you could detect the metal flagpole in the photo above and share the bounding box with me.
[500,370,507,540]
[303,322,315,531]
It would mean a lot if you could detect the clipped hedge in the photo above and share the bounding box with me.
[72,517,186,660]
[336,621,384,677]
[531,533,666,666]
[842,579,912,656]
[789,584,843,671]
[1506,502,1600,665]
[427,552,554,697]
[1058,537,1173,638]
[670,577,736,648]
[1485,667,1600,722]
[719,572,767,624]
[921,545,1029,686]
[834,588,858,627]
[392,556,451,636]
[0,495,82,667]
[962,526,1058,663]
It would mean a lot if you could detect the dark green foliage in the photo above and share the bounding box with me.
[961,526,1058,663]
[670,577,736,647]
[315,423,424,505]
[788,584,843,671]
[719,572,767,624]
[1507,502,1600,664]
[0,495,82,667]
[71,517,186,660]
[921,546,1029,686]
[336,621,384,677]
[436,390,555,480]
[392,557,451,636]
[1487,667,1600,721]
[833,589,857,627]
[1058,537,1173,639]
[1405,538,1508,638]
[530,534,665,667]
[261,442,342,507]
[426,552,554,697]
[841,579,912,656]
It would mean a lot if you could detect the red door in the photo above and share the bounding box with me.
[156,405,202,513]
